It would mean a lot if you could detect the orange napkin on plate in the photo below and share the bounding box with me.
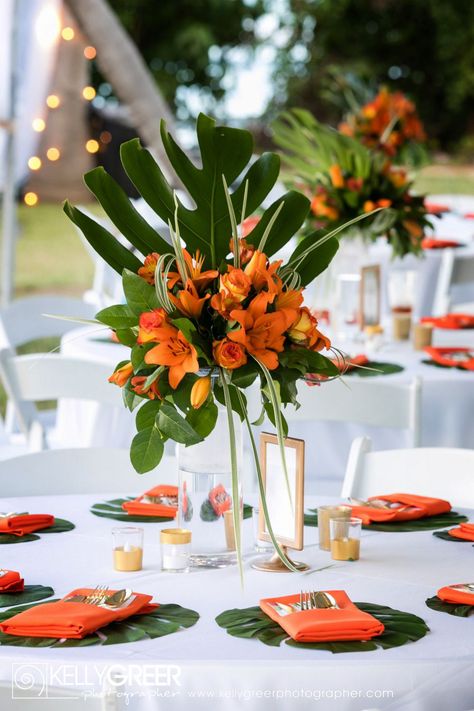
[425,203,450,214]
[423,346,474,371]
[122,485,178,517]
[448,522,474,542]
[348,493,451,526]
[0,588,156,638]
[422,238,461,249]
[260,591,385,642]
[0,570,24,592]
[0,514,54,537]
[421,314,474,330]
[437,584,474,606]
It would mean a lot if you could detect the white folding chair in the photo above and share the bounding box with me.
[0,352,123,449]
[287,376,422,446]
[0,447,176,496]
[342,436,474,507]
[432,248,474,315]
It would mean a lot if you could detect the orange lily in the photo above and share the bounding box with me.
[138,253,160,285]
[108,362,133,387]
[131,376,161,400]
[170,280,210,319]
[145,328,199,389]
[137,309,173,344]
[228,294,288,369]
[244,250,282,292]
[183,249,218,291]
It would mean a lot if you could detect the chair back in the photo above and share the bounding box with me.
[433,249,474,315]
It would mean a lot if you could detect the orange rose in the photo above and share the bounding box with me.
[229,237,255,265]
[138,252,159,285]
[220,268,251,303]
[213,338,247,370]
[145,328,199,389]
[287,307,331,351]
[108,362,133,387]
[137,309,171,344]
[131,376,161,400]
[190,376,211,409]
[329,164,344,189]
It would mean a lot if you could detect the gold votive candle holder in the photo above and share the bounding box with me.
[413,323,433,350]
[330,517,362,561]
[160,528,191,572]
[318,505,351,551]
[112,526,143,571]
[392,309,412,340]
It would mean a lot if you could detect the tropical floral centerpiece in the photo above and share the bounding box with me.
[64,114,373,572]
[338,86,427,166]
[273,109,430,258]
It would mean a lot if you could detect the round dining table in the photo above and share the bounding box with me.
[0,490,472,710]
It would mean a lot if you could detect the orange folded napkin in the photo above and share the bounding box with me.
[260,591,385,642]
[425,203,450,214]
[437,584,474,606]
[348,493,451,526]
[422,238,461,249]
[424,346,474,371]
[0,514,54,537]
[0,570,24,592]
[0,588,156,638]
[122,485,178,517]
[448,522,474,541]
[421,314,474,330]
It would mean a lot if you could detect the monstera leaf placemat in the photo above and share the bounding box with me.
[216,603,429,653]
[0,586,54,608]
[425,596,474,618]
[0,602,199,647]
[91,497,253,523]
[433,529,474,543]
[304,510,467,533]
[0,519,75,545]
[345,361,404,377]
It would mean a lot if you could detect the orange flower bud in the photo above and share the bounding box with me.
[190,376,211,409]
[108,362,133,387]
[329,164,344,189]
[363,200,376,213]
[213,338,247,370]
[131,376,161,400]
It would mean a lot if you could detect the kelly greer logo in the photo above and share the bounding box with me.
[11,662,182,699]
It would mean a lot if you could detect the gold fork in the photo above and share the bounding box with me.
[85,585,109,605]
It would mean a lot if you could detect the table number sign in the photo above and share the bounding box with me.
[252,433,307,572]
[359,264,381,330]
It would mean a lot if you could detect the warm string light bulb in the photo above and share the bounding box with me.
[32,118,46,132]
[46,94,60,109]
[85,139,99,154]
[28,156,42,171]
[61,26,75,41]
[46,147,60,161]
[84,46,96,60]
[82,86,96,101]
[24,192,39,206]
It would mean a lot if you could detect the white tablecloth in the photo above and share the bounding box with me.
[0,491,472,710]
[59,327,474,493]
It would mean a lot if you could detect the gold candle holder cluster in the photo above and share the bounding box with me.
[317,505,351,551]
[329,518,362,561]
[112,527,143,571]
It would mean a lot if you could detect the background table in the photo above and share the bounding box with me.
[0,491,472,710]
[59,327,474,494]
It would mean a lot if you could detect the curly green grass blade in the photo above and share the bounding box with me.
[257,201,285,254]
[222,175,240,269]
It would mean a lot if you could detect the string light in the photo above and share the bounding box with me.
[84,46,96,60]
[32,118,46,132]
[46,94,60,109]
[28,156,42,171]
[46,147,61,161]
[85,139,99,153]
[82,86,96,101]
[61,27,75,41]
[24,192,39,206]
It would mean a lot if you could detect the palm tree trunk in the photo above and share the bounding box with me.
[64,0,176,180]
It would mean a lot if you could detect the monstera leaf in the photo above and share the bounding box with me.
[64,113,314,272]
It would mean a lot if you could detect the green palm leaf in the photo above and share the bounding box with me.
[305,510,467,532]
[425,595,473,617]
[0,519,74,544]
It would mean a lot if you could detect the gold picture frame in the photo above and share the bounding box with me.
[360,264,381,330]
[258,433,305,552]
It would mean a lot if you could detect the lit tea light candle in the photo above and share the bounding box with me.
[112,527,143,572]
[330,518,362,561]
[160,529,191,573]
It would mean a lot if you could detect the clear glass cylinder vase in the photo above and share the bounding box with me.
[177,398,243,568]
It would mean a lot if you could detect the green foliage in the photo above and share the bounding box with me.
[0,519,75,545]
[216,602,429,652]
[0,586,54,609]
[90,497,174,523]
[425,595,473,617]
[304,510,467,531]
